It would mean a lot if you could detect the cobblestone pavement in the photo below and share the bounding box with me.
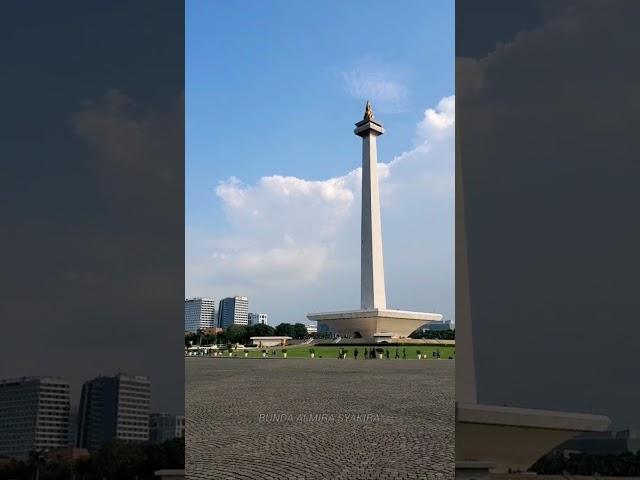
[186,358,454,480]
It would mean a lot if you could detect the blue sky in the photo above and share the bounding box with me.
[186,1,454,325]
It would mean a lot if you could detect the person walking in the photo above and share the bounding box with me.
[354,347,359,360]
[385,349,389,359]
[395,348,400,359]
[402,348,406,359]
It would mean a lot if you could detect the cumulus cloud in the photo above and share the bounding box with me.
[215,170,359,241]
[186,96,454,322]
[417,95,455,141]
[215,245,330,287]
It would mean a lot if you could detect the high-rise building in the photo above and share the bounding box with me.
[0,377,71,460]
[247,312,268,326]
[76,373,150,451]
[149,413,185,444]
[217,296,249,328]
[184,297,217,332]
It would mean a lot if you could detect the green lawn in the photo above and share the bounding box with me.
[207,345,455,360]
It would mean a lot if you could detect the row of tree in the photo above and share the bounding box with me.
[185,324,455,346]
[531,450,640,476]
[185,322,310,347]
[0,438,184,480]
[410,329,455,340]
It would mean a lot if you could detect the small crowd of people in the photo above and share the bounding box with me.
[337,347,408,359]
[260,349,280,356]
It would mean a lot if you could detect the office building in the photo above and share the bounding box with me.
[306,324,317,334]
[149,413,185,444]
[247,312,268,326]
[185,297,217,333]
[217,296,249,328]
[0,377,70,460]
[77,373,150,451]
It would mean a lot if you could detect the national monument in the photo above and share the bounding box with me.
[307,103,441,339]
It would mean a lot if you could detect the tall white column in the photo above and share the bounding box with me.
[355,102,386,310]
[456,129,477,403]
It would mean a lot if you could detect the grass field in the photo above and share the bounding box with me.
[200,345,455,360]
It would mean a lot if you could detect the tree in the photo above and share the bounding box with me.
[292,323,308,339]
[275,323,294,337]
[225,324,247,344]
[145,437,185,472]
[0,438,185,480]
[27,449,45,480]
[410,328,455,340]
[253,323,275,337]
[93,440,147,479]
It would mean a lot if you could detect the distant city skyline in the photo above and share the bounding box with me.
[184,295,320,331]
[0,372,182,461]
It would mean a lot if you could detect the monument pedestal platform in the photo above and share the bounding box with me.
[456,403,610,474]
[307,308,442,338]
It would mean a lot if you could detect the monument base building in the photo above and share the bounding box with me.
[308,308,441,338]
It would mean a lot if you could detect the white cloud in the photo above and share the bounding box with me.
[341,56,409,112]
[215,170,359,241]
[215,245,330,287]
[417,95,455,141]
[186,96,454,322]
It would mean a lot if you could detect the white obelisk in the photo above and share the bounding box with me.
[355,101,386,310]
[307,102,442,338]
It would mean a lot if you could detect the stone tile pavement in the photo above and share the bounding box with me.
[186,358,454,480]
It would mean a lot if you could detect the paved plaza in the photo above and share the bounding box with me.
[186,357,454,480]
